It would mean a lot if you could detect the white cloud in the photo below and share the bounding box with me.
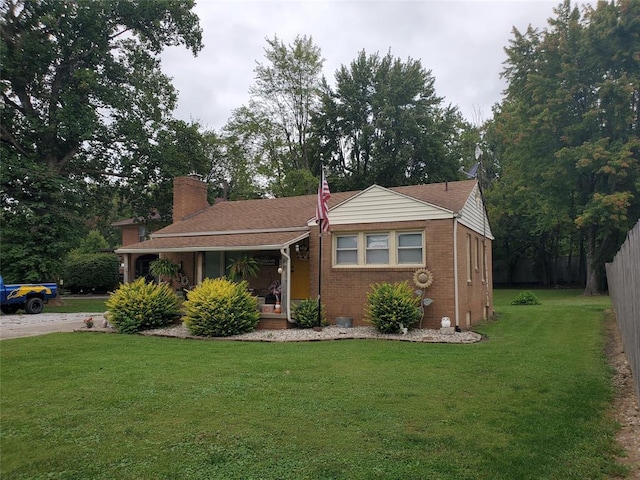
[161,0,580,130]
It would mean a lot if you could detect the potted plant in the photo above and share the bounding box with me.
[227,254,259,282]
[149,258,180,285]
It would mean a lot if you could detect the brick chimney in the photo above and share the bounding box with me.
[173,175,209,222]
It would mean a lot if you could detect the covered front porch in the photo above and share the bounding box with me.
[117,233,312,329]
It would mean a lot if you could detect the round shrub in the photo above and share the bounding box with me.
[63,253,120,293]
[105,278,182,334]
[511,290,541,305]
[183,278,260,337]
[292,299,327,328]
[365,281,422,334]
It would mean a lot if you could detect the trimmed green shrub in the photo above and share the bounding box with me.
[183,278,259,337]
[63,253,120,293]
[511,290,541,305]
[365,281,422,334]
[105,278,182,334]
[292,299,327,328]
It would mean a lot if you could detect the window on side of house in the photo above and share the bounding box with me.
[336,235,358,265]
[466,234,472,282]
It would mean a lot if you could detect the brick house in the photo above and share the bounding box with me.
[116,175,494,330]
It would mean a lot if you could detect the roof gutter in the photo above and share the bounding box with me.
[115,233,310,255]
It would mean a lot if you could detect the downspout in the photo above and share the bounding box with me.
[453,215,460,328]
[280,246,292,323]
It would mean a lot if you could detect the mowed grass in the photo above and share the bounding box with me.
[0,289,626,479]
[45,297,109,314]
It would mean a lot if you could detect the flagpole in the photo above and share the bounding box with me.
[317,220,322,329]
[316,168,330,330]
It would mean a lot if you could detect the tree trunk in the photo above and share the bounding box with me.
[583,227,601,295]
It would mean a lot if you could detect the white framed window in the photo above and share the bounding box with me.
[366,233,389,264]
[397,232,423,264]
[336,235,358,265]
[334,231,424,267]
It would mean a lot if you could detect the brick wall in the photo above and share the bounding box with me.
[309,219,493,330]
[121,225,140,246]
[173,176,209,222]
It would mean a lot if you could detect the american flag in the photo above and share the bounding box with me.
[316,171,331,232]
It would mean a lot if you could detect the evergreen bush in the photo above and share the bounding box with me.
[511,290,541,305]
[292,299,327,328]
[365,281,422,334]
[183,278,260,337]
[63,253,120,293]
[105,278,182,334]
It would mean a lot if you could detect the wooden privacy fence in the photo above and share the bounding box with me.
[606,220,640,403]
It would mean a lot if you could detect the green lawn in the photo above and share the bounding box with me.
[45,297,109,313]
[0,289,626,479]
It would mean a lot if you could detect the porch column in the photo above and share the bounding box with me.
[195,252,204,285]
[123,254,131,284]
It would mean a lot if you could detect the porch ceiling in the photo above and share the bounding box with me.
[116,230,309,254]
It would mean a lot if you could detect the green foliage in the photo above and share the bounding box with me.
[72,230,110,254]
[292,299,327,328]
[365,281,422,334]
[1,0,203,280]
[226,254,259,281]
[105,278,181,334]
[489,0,640,293]
[183,277,259,337]
[0,163,79,283]
[511,290,541,305]
[222,35,324,197]
[149,257,179,281]
[313,50,464,189]
[62,253,120,293]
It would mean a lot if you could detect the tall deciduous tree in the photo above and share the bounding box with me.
[0,0,202,281]
[488,0,639,293]
[225,34,324,197]
[313,50,464,190]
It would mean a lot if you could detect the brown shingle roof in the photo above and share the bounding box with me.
[154,190,357,235]
[389,180,476,212]
[117,180,477,253]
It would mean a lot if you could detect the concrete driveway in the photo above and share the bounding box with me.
[0,312,103,340]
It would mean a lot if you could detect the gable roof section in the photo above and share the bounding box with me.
[457,183,494,240]
[326,181,475,225]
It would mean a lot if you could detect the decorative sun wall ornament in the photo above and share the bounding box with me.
[413,268,433,289]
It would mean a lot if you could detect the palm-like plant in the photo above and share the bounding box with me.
[149,258,179,284]
[227,254,259,282]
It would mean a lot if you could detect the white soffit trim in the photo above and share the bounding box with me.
[151,226,308,239]
[457,184,495,239]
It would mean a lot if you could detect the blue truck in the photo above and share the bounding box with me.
[0,276,58,314]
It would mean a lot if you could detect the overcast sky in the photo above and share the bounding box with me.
[160,0,584,131]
